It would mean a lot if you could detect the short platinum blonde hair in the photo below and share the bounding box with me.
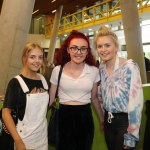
[94,26,119,48]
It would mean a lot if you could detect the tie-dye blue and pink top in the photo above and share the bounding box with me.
[99,59,143,147]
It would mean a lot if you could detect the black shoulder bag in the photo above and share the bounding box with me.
[48,65,63,146]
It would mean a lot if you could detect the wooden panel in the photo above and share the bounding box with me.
[33,0,101,16]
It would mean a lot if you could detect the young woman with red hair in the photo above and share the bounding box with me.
[50,30,104,150]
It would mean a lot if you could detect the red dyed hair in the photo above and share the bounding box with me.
[57,30,96,66]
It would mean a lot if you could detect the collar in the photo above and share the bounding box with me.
[100,56,119,72]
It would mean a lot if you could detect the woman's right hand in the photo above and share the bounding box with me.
[15,139,26,150]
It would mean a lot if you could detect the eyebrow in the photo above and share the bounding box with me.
[29,54,43,57]
[70,45,88,47]
[97,43,111,45]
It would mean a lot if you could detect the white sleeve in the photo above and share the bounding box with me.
[50,65,61,85]
[94,67,100,83]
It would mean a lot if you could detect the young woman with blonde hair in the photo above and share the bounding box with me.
[94,26,143,150]
[2,43,49,150]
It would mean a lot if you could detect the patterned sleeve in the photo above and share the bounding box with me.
[124,62,143,147]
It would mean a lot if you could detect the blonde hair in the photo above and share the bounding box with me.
[94,26,119,48]
[22,42,44,66]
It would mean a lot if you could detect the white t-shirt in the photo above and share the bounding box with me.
[50,63,100,103]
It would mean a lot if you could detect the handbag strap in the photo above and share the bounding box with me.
[55,65,63,100]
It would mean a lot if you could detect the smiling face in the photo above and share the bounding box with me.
[96,35,118,63]
[23,47,44,73]
[67,38,88,64]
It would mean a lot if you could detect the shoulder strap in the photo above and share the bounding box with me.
[37,73,48,90]
[15,75,29,93]
[55,65,63,98]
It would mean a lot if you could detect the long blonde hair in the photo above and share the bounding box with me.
[22,42,44,66]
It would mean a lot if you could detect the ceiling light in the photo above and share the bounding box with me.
[51,0,56,3]
[105,24,109,27]
[52,10,56,13]
[88,28,92,31]
[32,9,39,15]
